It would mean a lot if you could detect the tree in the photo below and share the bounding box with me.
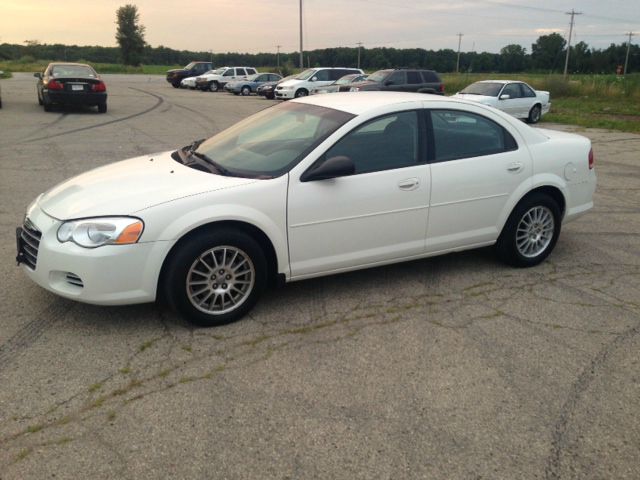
[115,4,146,66]
[500,44,527,72]
[531,33,566,72]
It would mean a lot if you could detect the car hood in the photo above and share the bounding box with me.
[166,69,186,73]
[38,151,256,220]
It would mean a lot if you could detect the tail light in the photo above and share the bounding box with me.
[588,147,594,170]
[439,84,445,94]
[91,81,106,92]
[47,79,64,90]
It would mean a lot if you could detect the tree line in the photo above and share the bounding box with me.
[1,33,637,74]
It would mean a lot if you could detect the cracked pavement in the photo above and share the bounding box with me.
[0,74,638,479]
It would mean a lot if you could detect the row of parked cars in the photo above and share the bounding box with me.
[165,62,550,123]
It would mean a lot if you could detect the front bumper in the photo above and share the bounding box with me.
[17,205,172,306]
[275,89,295,99]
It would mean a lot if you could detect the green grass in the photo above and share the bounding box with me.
[0,60,180,75]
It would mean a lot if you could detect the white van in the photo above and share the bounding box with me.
[275,67,364,99]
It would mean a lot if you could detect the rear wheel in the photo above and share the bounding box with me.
[98,103,107,114]
[527,104,542,124]
[43,100,52,112]
[496,193,561,267]
[241,86,251,96]
[171,83,180,88]
[163,229,267,327]
[209,81,219,92]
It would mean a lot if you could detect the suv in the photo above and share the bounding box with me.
[275,67,364,99]
[166,62,213,88]
[195,66,258,92]
[341,68,444,95]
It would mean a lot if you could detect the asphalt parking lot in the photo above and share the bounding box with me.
[0,73,639,479]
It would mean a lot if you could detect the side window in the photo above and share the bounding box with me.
[407,71,422,84]
[270,74,281,82]
[324,111,419,174]
[521,83,536,97]
[313,69,330,81]
[386,71,406,85]
[256,75,267,82]
[236,68,247,76]
[502,83,520,98]
[328,69,345,81]
[247,68,257,75]
[421,71,439,82]
[223,69,234,77]
[430,110,517,162]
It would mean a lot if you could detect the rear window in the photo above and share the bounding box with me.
[50,65,96,77]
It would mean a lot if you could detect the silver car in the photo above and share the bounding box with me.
[310,73,368,95]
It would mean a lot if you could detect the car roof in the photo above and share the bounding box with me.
[475,80,521,84]
[47,62,94,68]
[292,91,472,115]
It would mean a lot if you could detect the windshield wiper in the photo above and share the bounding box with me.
[190,151,232,176]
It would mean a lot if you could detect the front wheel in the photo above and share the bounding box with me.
[97,103,107,113]
[163,229,267,327]
[495,193,561,267]
[294,89,308,98]
[209,81,219,92]
[171,83,180,88]
[241,86,251,96]
[527,104,542,124]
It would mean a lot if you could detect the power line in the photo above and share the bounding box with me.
[456,33,464,73]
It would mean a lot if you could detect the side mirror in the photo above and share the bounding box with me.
[301,155,355,182]
[311,76,318,82]
[499,94,510,100]
[34,72,42,79]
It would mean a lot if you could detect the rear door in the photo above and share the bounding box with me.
[425,107,531,251]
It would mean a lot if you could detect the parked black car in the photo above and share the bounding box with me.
[35,63,107,113]
[341,68,445,95]
[166,62,213,88]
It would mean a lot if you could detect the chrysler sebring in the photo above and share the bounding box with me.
[16,93,596,326]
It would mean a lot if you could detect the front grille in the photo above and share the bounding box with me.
[65,273,84,288]
[19,218,42,270]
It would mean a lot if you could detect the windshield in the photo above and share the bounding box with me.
[246,74,260,81]
[366,70,392,83]
[459,82,504,96]
[295,69,317,80]
[51,65,96,77]
[185,62,197,69]
[336,75,359,85]
[195,102,354,178]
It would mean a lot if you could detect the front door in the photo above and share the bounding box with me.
[287,110,430,278]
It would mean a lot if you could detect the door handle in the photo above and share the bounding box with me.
[507,162,524,172]
[398,178,420,190]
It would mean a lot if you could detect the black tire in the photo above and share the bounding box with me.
[209,81,219,92]
[0,98,2,109]
[98,103,107,114]
[43,100,52,112]
[294,88,308,98]
[527,104,542,124]
[38,92,43,105]
[171,83,180,88]
[241,86,251,96]
[162,229,267,327]
[495,193,561,268]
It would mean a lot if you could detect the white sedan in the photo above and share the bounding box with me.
[17,93,595,326]
[453,80,550,124]
[180,75,198,89]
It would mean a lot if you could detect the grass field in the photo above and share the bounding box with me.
[1,60,638,133]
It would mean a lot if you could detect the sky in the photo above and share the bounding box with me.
[0,0,638,54]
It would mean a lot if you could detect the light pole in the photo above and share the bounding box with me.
[299,0,304,69]
[276,44,281,71]
[356,42,363,69]
[456,33,463,73]
[624,32,634,76]
[563,9,582,78]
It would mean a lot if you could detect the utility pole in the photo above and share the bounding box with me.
[456,33,463,73]
[276,45,281,71]
[624,32,634,76]
[563,9,582,78]
[356,42,363,69]
[299,0,304,69]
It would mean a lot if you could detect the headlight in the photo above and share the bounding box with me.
[57,217,144,248]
